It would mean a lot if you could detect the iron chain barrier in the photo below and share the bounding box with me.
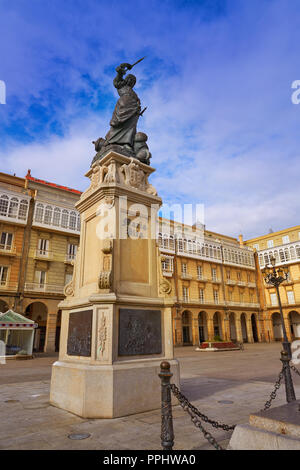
[291,363,300,378]
[262,367,284,411]
[159,362,235,451]
[159,353,299,451]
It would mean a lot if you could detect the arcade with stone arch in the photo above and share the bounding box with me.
[173,308,263,346]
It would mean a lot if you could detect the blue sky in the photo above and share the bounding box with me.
[1,0,300,239]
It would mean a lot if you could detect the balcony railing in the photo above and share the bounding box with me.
[0,282,18,291]
[237,281,247,286]
[247,281,256,288]
[178,297,260,308]
[226,279,236,285]
[24,283,64,294]
[65,254,76,263]
[181,273,193,280]
[0,245,17,256]
[34,249,53,260]
[212,278,221,283]
[162,270,173,277]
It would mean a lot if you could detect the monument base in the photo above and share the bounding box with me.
[50,359,180,418]
[228,400,300,450]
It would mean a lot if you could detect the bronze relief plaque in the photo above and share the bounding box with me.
[67,310,93,357]
[118,309,162,356]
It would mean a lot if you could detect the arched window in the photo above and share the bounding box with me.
[8,197,19,218]
[69,211,77,230]
[53,207,61,226]
[61,210,69,228]
[0,195,9,216]
[35,203,44,223]
[44,205,53,225]
[18,199,28,220]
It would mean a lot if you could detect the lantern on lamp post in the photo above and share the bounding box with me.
[262,255,296,402]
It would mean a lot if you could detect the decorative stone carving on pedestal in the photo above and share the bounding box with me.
[50,150,179,418]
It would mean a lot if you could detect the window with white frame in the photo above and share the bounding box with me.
[253,243,259,250]
[0,232,13,251]
[250,291,254,303]
[213,290,219,304]
[0,266,8,286]
[226,269,230,280]
[162,256,173,273]
[181,263,187,275]
[228,290,233,301]
[270,293,278,306]
[0,195,9,216]
[199,288,205,303]
[282,235,290,244]
[44,205,53,224]
[8,197,19,218]
[237,271,241,281]
[267,240,274,248]
[287,291,295,304]
[182,286,189,302]
[211,267,217,281]
[240,291,244,303]
[67,243,77,261]
[37,239,49,256]
[197,265,203,280]
[34,270,46,287]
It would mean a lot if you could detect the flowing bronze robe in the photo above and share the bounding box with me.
[105,85,141,148]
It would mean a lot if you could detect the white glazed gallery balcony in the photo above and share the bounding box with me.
[158,236,255,269]
[258,241,300,268]
[24,283,64,294]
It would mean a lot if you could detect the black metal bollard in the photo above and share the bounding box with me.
[281,350,296,403]
[159,361,174,450]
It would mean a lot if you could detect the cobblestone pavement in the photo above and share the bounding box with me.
[1,343,299,450]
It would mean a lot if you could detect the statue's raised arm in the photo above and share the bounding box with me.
[113,63,132,89]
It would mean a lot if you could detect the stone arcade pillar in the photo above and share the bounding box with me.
[50,151,180,418]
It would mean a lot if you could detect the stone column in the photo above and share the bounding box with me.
[246,315,254,343]
[207,315,215,341]
[192,314,199,345]
[284,313,292,342]
[44,312,58,352]
[235,314,243,342]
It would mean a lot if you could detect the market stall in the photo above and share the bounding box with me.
[0,310,38,357]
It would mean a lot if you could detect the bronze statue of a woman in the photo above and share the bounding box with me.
[92,58,151,166]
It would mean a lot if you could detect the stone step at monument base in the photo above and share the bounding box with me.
[228,400,300,450]
[50,359,179,419]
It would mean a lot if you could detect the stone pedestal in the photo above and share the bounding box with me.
[228,400,300,450]
[50,151,180,418]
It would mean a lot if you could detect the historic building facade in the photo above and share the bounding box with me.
[158,219,263,346]
[0,171,81,352]
[244,226,300,343]
[3,170,299,351]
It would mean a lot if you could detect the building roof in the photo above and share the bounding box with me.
[0,310,37,328]
[25,169,82,195]
[245,224,300,244]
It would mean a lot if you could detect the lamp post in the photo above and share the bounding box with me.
[262,255,296,402]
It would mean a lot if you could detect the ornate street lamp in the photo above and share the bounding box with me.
[262,255,296,402]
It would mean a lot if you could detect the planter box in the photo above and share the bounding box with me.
[196,341,240,352]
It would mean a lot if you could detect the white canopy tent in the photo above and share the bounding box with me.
[0,310,38,357]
